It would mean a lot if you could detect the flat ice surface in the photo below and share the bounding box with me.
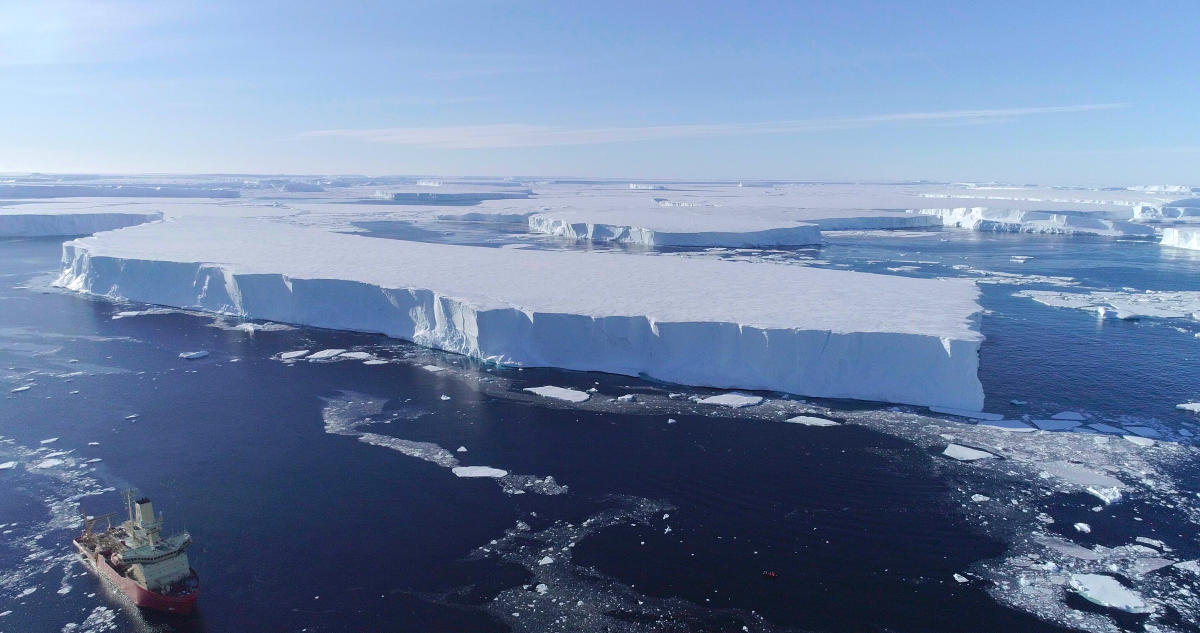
[59,217,986,408]
[1017,289,1200,320]
[1176,402,1200,414]
[785,415,840,426]
[929,406,1003,421]
[452,466,509,478]
[697,393,763,408]
[0,200,163,236]
[1069,574,1152,614]
[942,444,995,461]
[524,386,591,403]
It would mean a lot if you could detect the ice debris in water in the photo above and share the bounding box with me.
[1069,574,1152,614]
[39,437,58,444]
[1051,411,1086,421]
[306,348,345,360]
[1177,402,1200,414]
[523,386,590,403]
[696,393,762,408]
[178,350,208,359]
[929,406,1003,421]
[1124,435,1154,447]
[456,446,468,452]
[1073,522,1092,533]
[0,461,16,470]
[942,444,996,461]
[10,385,31,393]
[279,349,309,359]
[1031,419,1081,431]
[785,415,840,426]
[452,466,508,478]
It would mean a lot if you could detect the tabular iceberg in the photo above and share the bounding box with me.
[56,217,985,409]
[915,207,1156,237]
[1161,227,1200,251]
[0,210,163,237]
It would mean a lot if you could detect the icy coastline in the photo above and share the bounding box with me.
[56,217,986,409]
[0,210,163,237]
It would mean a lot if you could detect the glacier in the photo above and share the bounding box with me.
[55,216,985,409]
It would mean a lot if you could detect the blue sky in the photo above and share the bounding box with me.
[1,0,1197,184]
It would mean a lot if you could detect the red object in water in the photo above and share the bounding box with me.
[74,539,200,614]
[762,570,779,579]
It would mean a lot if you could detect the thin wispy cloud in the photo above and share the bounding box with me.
[301,104,1129,149]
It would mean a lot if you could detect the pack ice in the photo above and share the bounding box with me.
[57,217,986,409]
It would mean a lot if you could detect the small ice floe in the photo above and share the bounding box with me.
[85,458,102,463]
[785,415,840,426]
[306,348,345,360]
[928,406,1004,421]
[33,458,64,469]
[667,418,677,424]
[970,494,991,502]
[1122,425,1161,438]
[337,351,373,360]
[1068,573,1152,614]
[178,351,209,360]
[1010,255,1032,263]
[10,385,31,393]
[279,350,310,360]
[978,419,1035,432]
[1177,402,1200,414]
[456,446,468,453]
[1031,419,1081,431]
[523,386,590,403]
[1175,560,1200,574]
[1073,522,1092,533]
[362,359,389,365]
[1087,423,1125,434]
[1123,435,1154,447]
[617,394,636,403]
[1051,411,1086,421]
[697,393,762,408]
[439,395,452,401]
[1087,486,1123,505]
[537,556,554,566]
[87,441,100,446]
[942,444,996,461]
[452,466,508,478]
[39,437,59,444]
[0,461,17,470]
[124,414,138,420]
[535,583,549,595]
[421,365,445,373]
[1010,399,1027,405]
[16,587,36,598]
[952,573,969,583]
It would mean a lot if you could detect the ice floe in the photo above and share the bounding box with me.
[1068,573,1152,614]
[942,444,995,461]
[524,386,591,403]
[178,350,209,359]
[1016,289,1200,321]
[784,415,840,426]
[452,466,509,478]
[696,393,763,408]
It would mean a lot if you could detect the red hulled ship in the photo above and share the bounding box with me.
[74,492,199,614]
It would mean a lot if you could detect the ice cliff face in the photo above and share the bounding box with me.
[55,218,985,410]
[1161,227,1200,251]
[915,207,1156,237]
[527,214,823,247]
[0,211,163,237]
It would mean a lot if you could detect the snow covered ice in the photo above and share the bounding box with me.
[56,215,987,409]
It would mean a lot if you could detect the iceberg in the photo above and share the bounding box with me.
[915,207,1156,237]
[57,217,986,409]
[1161,227,1200,251]
[1068,574,1152,614]
[0,208,162,237]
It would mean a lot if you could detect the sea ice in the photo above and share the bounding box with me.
[279,349,310,359]
[10,385,31,393]
[178,350,209,359]
[1176,402,1200,414]
[337,351,373,360]
[0,461,16,470]
[39,437,59,444]
[930,406,1004,421]
[1051,411,1086,421]
[697,393,763,408]
[942,444,996,461]
[1016,289,1200,321]
[1031,419,1081,431]
[1073,522,1092,533]
[1068,573,1153,614]
[978,419,1035,432]
[33,458,64,468]
[523,386,590,403]
[1123,435,1154,447]
[306,348,346,360]
[452,466,508,478]
[785,415,840,426]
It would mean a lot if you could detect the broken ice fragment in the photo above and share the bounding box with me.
[178,350,209,360]
[929,406,1003,421]
[1073,522,1091,533]
[942,444,995,461]
[451,466,508,478]
[1068,574,1152,614]
[697,393,762,408]
[523,386,590,403]
[785,415,840,426]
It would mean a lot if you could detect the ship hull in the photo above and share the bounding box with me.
[74,540,199,614]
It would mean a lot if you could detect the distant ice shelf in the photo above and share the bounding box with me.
[0,210,163,237]
[56,216,986,409]
[915,207,1157,237]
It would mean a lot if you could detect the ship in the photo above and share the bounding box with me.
[73,492,200,614]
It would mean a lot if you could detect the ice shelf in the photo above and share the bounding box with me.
[915,208,1157,237]
[0,208,163,237]
[57,217,986,409]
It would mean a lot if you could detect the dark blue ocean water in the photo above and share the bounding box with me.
[1,232,1198,633]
